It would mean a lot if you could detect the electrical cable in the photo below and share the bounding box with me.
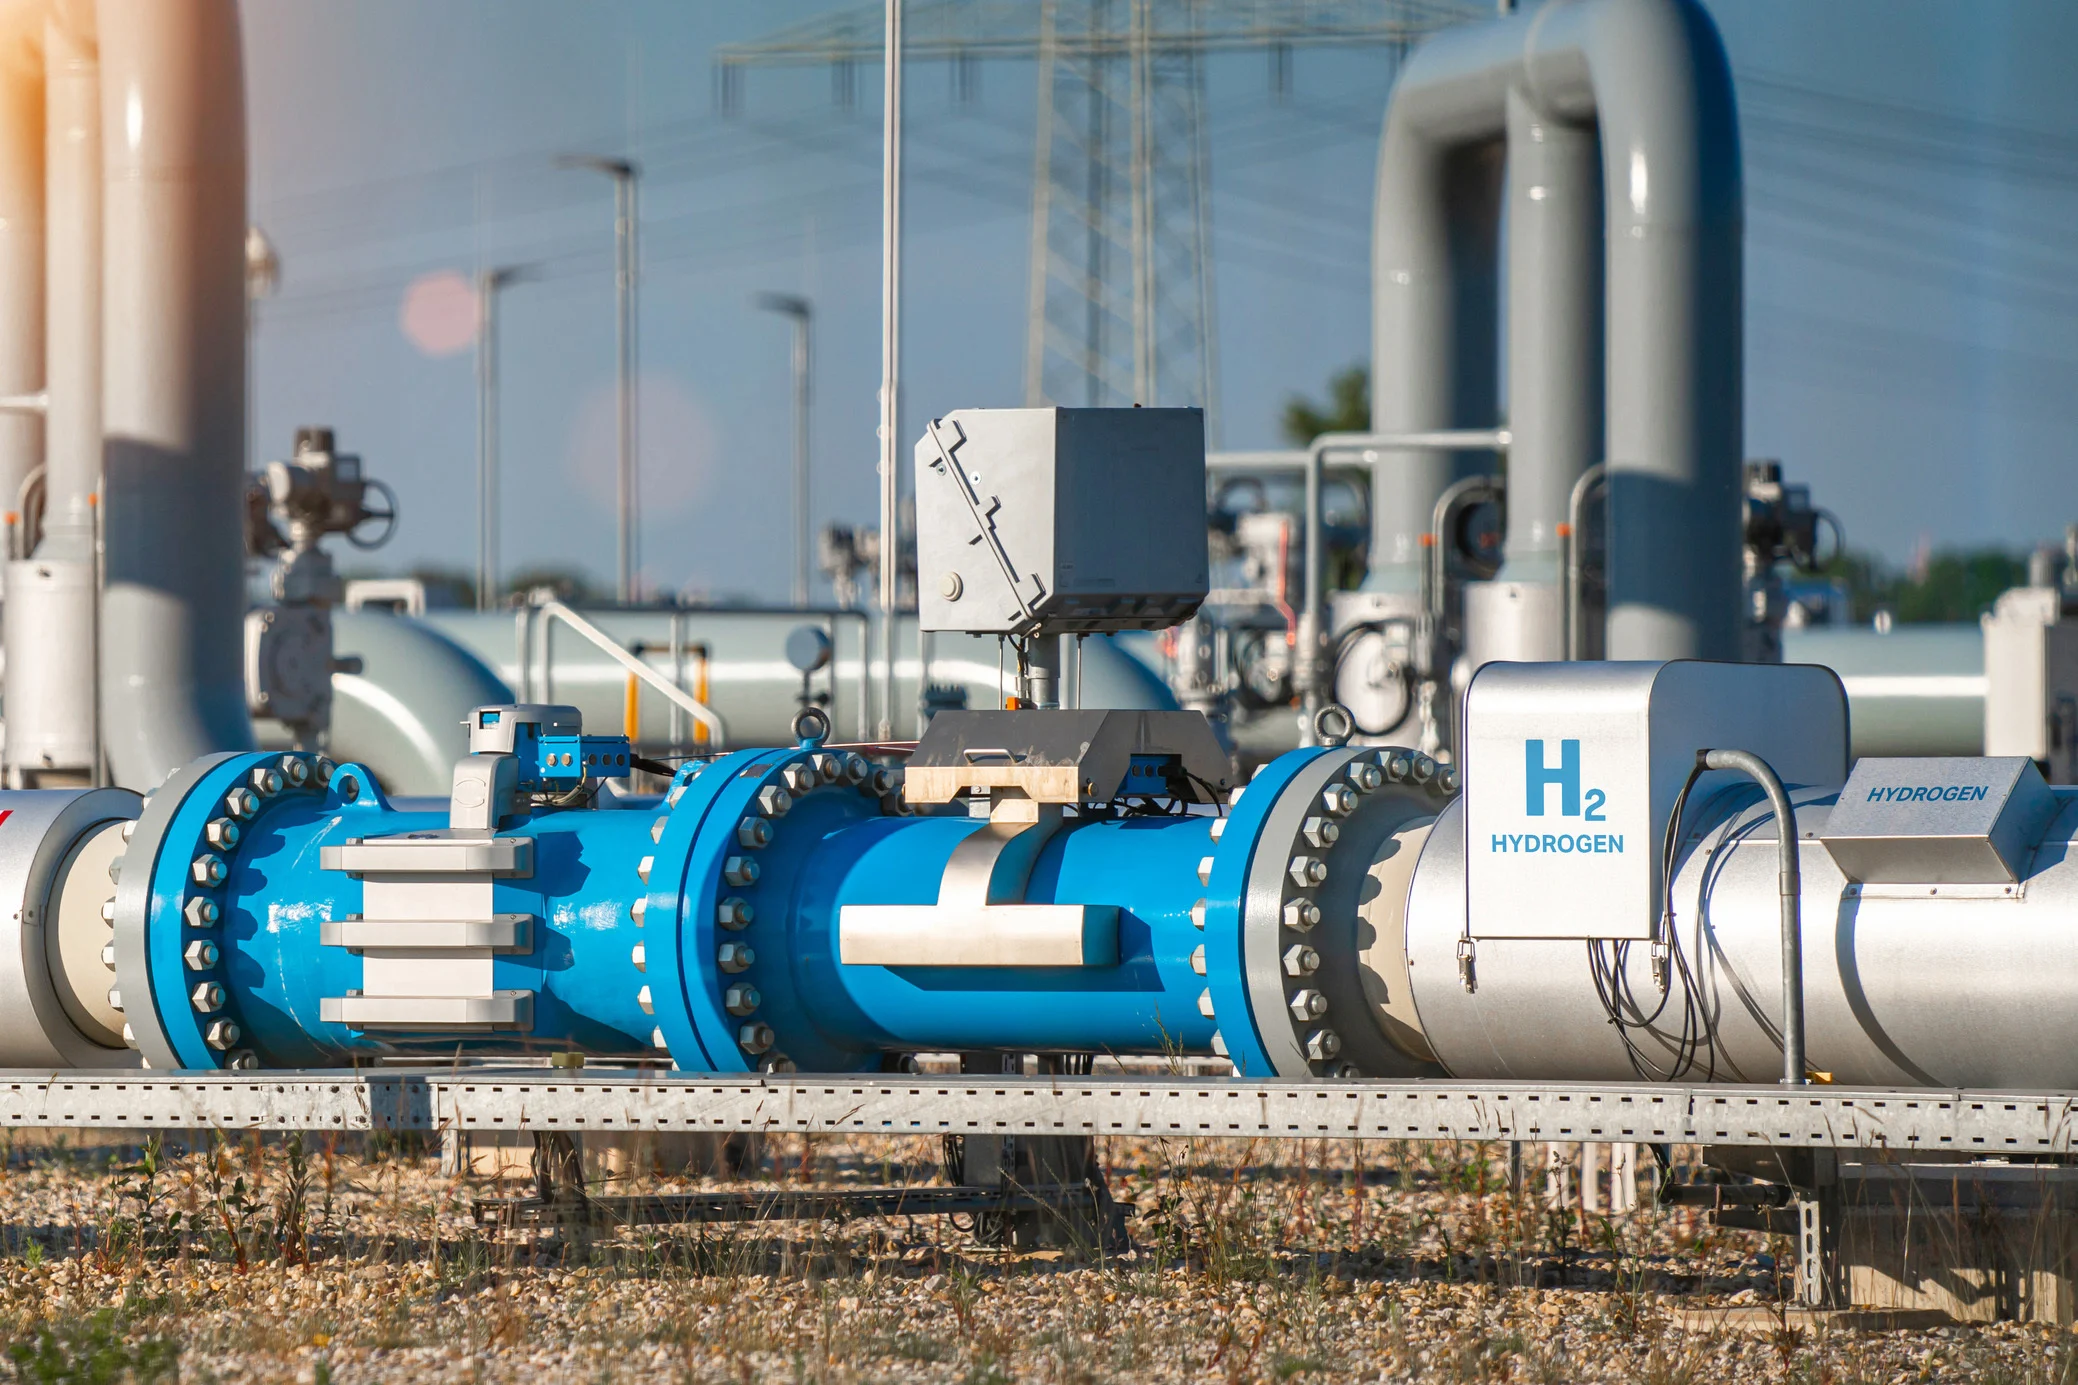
[1584,759,1721,1083]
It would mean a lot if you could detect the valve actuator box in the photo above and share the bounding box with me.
[913,407,1208,638]
[1462,660,1849,940]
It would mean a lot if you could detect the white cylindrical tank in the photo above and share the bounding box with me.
[1395,788,2078,1091]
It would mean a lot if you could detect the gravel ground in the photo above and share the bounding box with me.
[0,1130,2068,1383]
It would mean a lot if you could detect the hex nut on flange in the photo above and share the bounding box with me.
[1282,944,1320,977]
[717,942,755,973]
[191,854,227,886]
[630,943,646,973]
[224,788,258,821]
[738,1022,775,1055]
[1197,989,1215,1018]
[723,856,760,887]
[1302,816,1339,848]
[724,983,760,1016]
[251,766,283,797]
[782,764,815,796]
[184,940,220,971]
[637,985,654,1015]
[1287,855,1327,888]
[757,786,792,818]
[1347,762,1383,793]
[1320,783,1356,817]
[205,818,240,849]
[281,756,310,787]
[1283,900,1320,931]
[185,897,220,929]
[717,898,754,929]
[736,818,773,850]
[1305,1028,1343,1061]
[1289,988,1329,1021]
[190,981,226,1012]
[205,1019,241,1052]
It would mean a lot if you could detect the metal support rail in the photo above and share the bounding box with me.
[476,1182,1104,1230]
[515,599,726,743]
[1,1072,2072,1154]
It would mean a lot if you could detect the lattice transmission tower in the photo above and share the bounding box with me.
[717,1,1486,439]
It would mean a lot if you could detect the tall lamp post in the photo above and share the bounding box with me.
[558,155,641,605]
[756,292,813,607]
[476,264,534,612]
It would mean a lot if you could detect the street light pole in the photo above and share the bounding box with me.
[877,0,903,739]
[756,293,813,607]
[558,155,641,605]
[476,265,532,613]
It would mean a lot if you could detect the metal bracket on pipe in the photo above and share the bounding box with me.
[838,795,1119,967]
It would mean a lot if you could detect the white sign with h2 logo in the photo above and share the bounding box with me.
[1463,661,1850,940]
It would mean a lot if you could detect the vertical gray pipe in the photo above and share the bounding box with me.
[0,6,41,523]
[1589,0,1742,660]
[1497,86,1599,591]
[39,9,93,563]
[96,0,254,787]
[1370,125,1500,594]
[1370,0,1741,660]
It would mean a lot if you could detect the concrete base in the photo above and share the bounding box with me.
[442,1128,762,1182]
[1671,1306,1960,1334]
[1836,1163,2078,1324]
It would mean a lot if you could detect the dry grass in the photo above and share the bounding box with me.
[0,1130,2064,1382]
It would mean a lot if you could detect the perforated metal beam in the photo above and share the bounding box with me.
[0,1071,2071,1154]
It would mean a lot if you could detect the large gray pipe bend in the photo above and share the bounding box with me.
[96,0,255,788]
[1397,787,2078,1093]
[1372,0,1742,658]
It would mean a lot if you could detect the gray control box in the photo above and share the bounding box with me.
[1821,756,2058,884]
[914,407,1207,637]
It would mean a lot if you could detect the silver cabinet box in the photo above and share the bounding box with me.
[914,407,1207,637]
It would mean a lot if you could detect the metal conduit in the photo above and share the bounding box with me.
[1701,748,1805,1087]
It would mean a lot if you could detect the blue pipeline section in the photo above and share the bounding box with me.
[128,743,1328,1074]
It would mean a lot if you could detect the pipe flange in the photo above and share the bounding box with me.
[111,752,330,1070]
[1207,746,1457,1079]
[643,745,893,1073]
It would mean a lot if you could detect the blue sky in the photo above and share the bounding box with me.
[243,0,2078,600]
